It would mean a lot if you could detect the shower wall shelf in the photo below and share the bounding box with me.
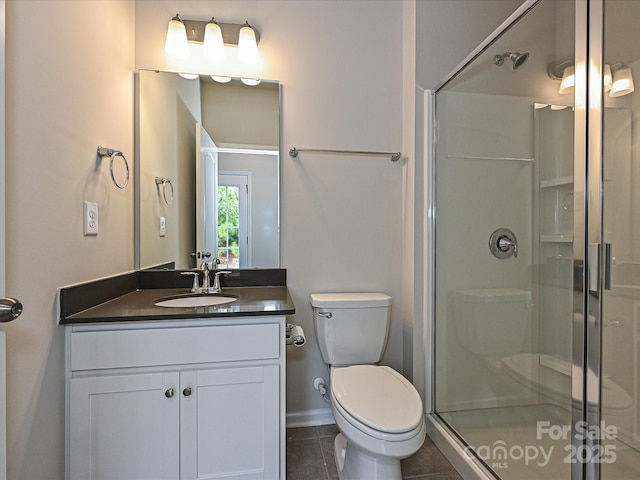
[540,176,573,188]
[540,234,573,243]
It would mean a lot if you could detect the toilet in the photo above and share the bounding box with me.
[310,292,425,480]
[452,288,633,427]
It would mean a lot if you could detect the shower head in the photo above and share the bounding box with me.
[494,52,530,69]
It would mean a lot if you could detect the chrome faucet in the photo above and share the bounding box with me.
[200,261,211,292]
[181,265,230,294]
[212,271,232,293]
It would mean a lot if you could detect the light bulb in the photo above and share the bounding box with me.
[558,65,575,94]
[237,22,259,64]
[603,64,612,92]
[610,66,635,97]
[165,14,189,59]
[203,18,225,62]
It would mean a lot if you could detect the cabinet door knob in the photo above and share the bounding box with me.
[165,388,175,398]
[183,387,192,397]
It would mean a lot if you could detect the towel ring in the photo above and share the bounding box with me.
[97,146,129,189]
[155,177,174,205]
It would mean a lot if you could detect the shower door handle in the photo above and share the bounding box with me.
[588,243,599,294]
[604,243,612,291]
[588,243,612,293]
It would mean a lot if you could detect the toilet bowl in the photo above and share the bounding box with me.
[310,293,425,480]
[330,365,426,479]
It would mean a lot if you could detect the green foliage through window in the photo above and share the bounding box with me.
[217,185,240,268]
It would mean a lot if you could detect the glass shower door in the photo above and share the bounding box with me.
[431,1,640,478]
[432,0,579,478]
[599,0,640,477]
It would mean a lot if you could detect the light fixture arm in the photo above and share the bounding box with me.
[181,18,260,46]
[547,60,574,80]
[608,62,625,72]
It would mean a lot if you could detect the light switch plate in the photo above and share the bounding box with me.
[160,216,166,237]
[83,201,98,236]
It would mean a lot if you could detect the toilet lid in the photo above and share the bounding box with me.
[331,365,423,433]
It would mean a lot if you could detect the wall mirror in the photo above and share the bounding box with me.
[137,70,280,270]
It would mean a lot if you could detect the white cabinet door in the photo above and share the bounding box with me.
[70,371,180,480]
[180,365,280,480]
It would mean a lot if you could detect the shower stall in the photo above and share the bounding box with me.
[427,0,640,478]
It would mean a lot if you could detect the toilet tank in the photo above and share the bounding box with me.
[310,293,391,366]
[452,288,530,355]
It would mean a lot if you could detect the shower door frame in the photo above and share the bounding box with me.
[423,1,607,479]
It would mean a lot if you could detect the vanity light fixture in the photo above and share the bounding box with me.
[165,14,189,59]
[203,18,225,62]
[164,14,260,64]
[178,73,199,80]
[548,60,634,97]
[547,60,576,94]
[237,22,260,64]
[603,63,612,92]
[558,65,575,94]
[547,60,575,94]
[610,65,635,97]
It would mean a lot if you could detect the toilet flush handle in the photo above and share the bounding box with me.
[318,311,332,319]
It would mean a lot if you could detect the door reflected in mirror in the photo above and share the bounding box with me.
[137,70,280,270]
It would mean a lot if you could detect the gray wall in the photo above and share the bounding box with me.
[2,1,526,478]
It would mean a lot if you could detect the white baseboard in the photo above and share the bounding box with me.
[286,408,335,428]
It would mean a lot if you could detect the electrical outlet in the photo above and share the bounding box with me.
[160,216,166,237]
[83,201,98,236]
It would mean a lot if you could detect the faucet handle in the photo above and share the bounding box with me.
[212,270,232,293]
[181,271,200,292]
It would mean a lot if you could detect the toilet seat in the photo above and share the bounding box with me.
[331,365,423,436]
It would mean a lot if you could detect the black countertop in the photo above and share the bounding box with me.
[59,269,295,325]
[61,286,295,324]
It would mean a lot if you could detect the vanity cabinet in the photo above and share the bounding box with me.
[66,317,285,480]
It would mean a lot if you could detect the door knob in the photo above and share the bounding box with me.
[0,298,22,323]
[183,387,192,397]
[165,388,175,398]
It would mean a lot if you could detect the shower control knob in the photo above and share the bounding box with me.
[489,228,518,259]
[183,387,192,397]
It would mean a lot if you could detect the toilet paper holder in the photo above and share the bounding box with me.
[286,323,306,347]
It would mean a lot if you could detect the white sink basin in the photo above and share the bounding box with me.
[154,294,237,308]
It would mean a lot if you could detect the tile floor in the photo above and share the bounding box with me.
[286,424,463,480]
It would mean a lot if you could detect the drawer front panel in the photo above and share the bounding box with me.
[71,323,280,371]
